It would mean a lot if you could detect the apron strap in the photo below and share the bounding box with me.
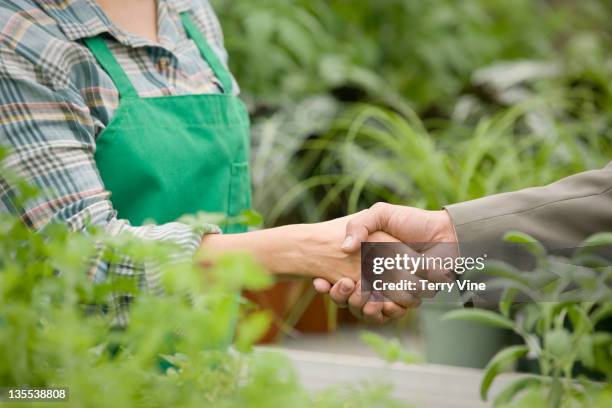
[180,12,234,95]
[83,37,139,99]
[83,14,233,98]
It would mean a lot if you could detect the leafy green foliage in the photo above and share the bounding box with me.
[0,152,399,406]
[213,0,607,114]
[444,232,612,407]
[492,375,544,407]
[480,346,529,401]
[442,309,515,331]
[263,99,611,225]
[503,232,546,258]
[359,331,421,365]
[214,0,612,227]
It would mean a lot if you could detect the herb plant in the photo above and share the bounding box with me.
[443,232,612,407]
[0,149,398,407]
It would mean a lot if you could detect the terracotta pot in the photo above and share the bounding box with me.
[243,280,334,343]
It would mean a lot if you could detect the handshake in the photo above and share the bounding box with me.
[203,202,460,324]
[202,165,612,323]
[310,203,459,324]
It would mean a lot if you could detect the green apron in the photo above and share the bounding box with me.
[84,13,251,234]
[83,13,250,351]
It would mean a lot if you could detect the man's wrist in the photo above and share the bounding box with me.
[433,210,458,243]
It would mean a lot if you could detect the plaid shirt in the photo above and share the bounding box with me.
[0,0,238,314]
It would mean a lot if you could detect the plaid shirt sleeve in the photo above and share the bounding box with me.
[0,6,220,317]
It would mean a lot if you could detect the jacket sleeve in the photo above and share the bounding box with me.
[445,163,612,307]
[445,163,612,257]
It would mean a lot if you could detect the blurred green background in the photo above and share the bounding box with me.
[210,0,612,347]
[211,0,612,222]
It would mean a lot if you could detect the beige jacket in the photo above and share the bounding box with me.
[445,162,612,257]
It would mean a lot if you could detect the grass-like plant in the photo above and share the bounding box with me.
[231,0,612,227]
[263,97,610,226]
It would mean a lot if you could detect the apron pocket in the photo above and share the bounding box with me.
[228,161,251,219]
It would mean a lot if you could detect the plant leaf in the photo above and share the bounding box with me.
[235,311,271,352]
[482,260,530,286]
[359,331,421,364]
[499,287,518,318]
[578,232,612,254]
[592,302,612,325]
[442,308,515,331]
[576,335,596,369]
[481,345,529,401]
[492,375,542,407]
[544,328,572,359]
[567,304,593,333]
[503,231,545,257]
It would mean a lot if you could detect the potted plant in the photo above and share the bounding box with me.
[443,232,612,406]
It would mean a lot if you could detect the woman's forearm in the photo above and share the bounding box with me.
[200,224,317,277]
[200,218,362,283]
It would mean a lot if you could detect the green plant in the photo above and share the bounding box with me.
[264,98,611,225]
[0,148,399,407]
[214,0,612,229]
[360,331,421,365]
[212,0,604,114]
[443,232,612,407]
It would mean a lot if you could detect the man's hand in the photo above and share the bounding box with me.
[313,203,459,322]
[341,203,457,252]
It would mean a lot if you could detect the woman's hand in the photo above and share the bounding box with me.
[290,216,362,283]
[312,230,422,324]
[200,218,419,323]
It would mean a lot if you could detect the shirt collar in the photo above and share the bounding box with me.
[171,0,193,13]
[36,0,194,43]
[36,0,122,41]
